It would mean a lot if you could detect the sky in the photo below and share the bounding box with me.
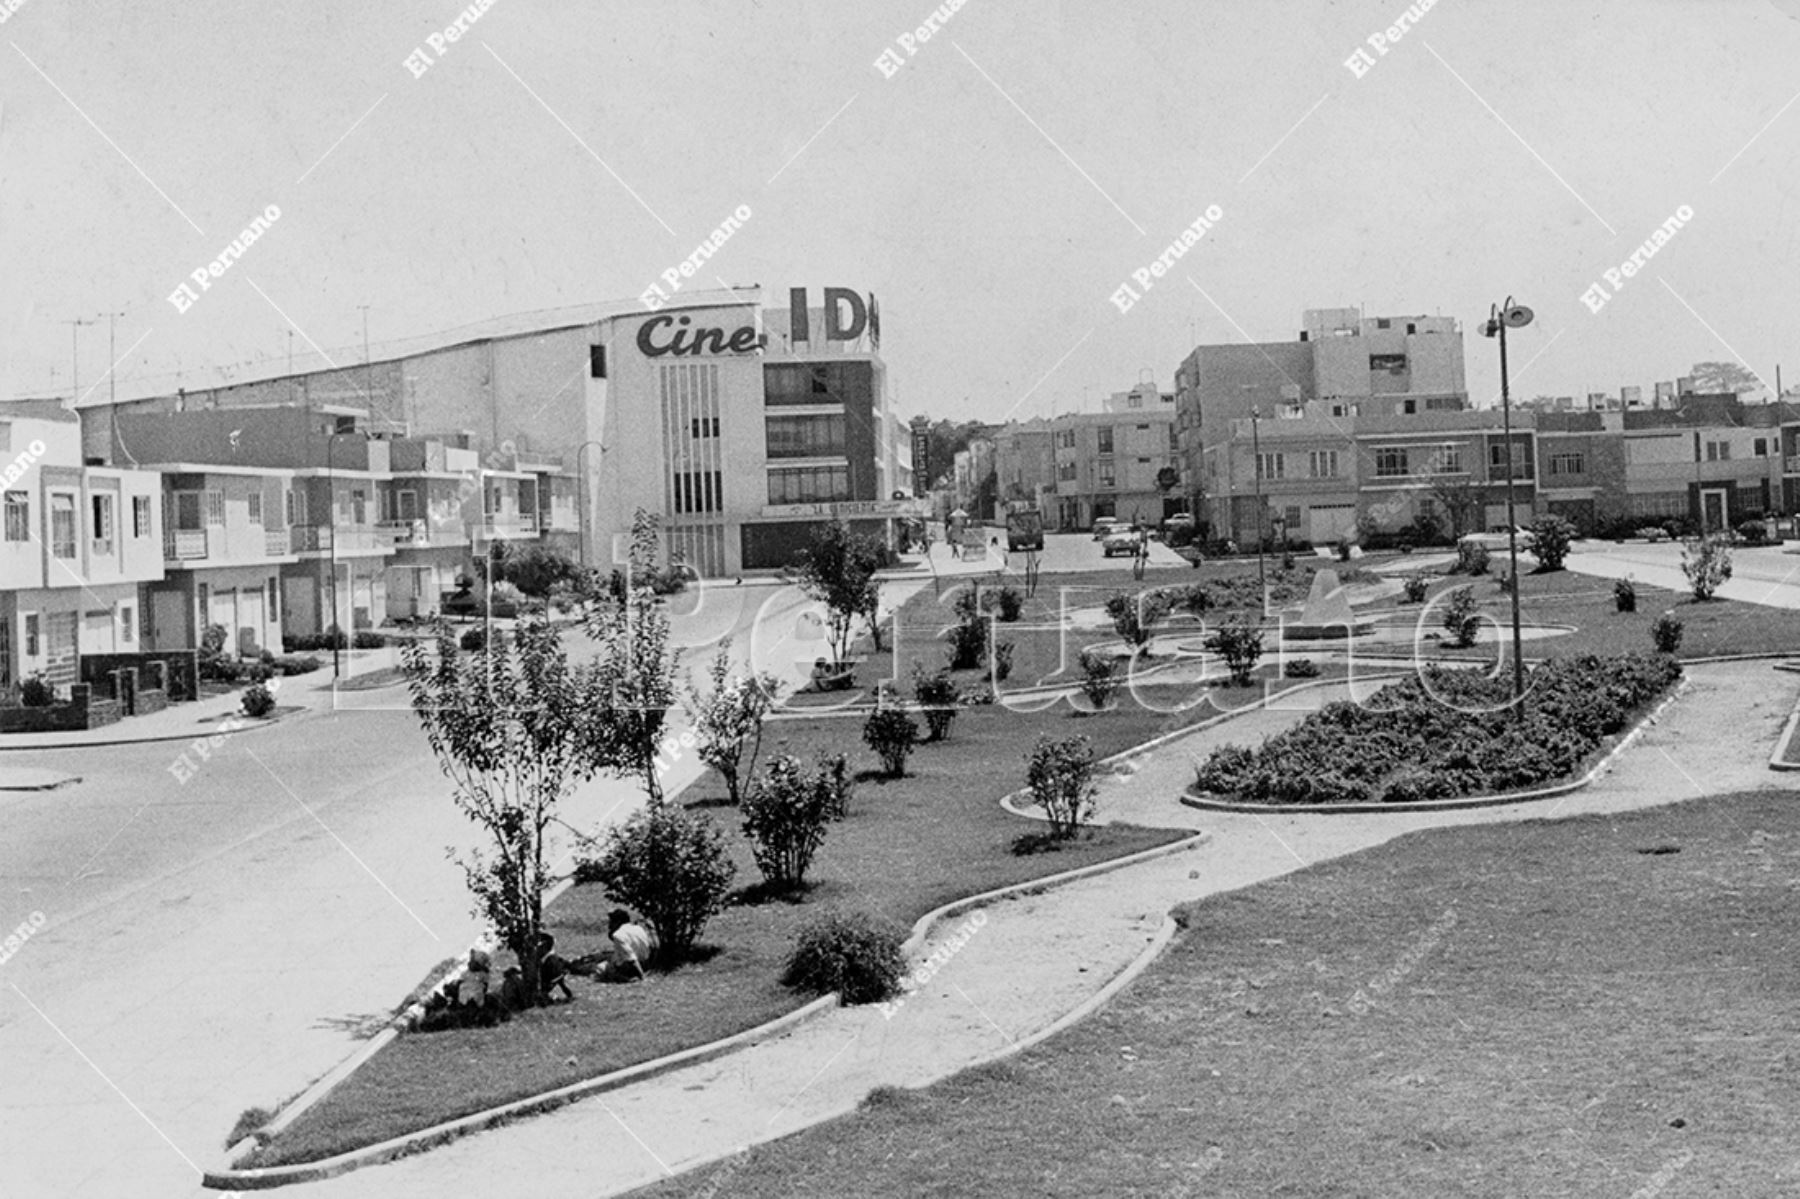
[3,0,1798,423]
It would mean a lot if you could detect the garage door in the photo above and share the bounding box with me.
[1307,505,1357,544]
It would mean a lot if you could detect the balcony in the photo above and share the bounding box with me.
[165,528,208,560]
[290,525,389,553]
[1785,455,1800,475]
[264,528,289,557]
[376,519,426,546]
[477,515,535,540]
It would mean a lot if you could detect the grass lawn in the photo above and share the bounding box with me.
[630,790,1800,1198]
[1365,566,1800,662]
[245,697,1206,1168]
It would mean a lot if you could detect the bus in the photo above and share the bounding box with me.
[1005,502,1045,551]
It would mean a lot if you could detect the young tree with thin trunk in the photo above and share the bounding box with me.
[685,639,782,805]
[401,619,608,1002]
[587,509,680,804]
[790,520,885,666]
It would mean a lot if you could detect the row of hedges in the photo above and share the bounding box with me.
[1194,652,1682,805]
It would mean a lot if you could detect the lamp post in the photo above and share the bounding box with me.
[325,429,368,679]
[1249,402,1267,616]
[1481,298,1534,718]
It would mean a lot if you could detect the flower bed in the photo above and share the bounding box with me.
[1194,652,1682,805]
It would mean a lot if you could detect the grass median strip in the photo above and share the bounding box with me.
[629,790,1800,1197]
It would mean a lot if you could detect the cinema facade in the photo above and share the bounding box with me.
[80,286,918,580]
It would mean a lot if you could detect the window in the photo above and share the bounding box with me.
[1438,445,1464,474]
[119,605,134,644]
[1168,426,1180,451]
[1135,423,1150,431]
[351,489,367,524]
[174,492,203,530]
[1755,438,1769,458]
[1489,441,1530,478]
[247,490,262,525]
[1127,394,1143,408]
[766,465,851,505]
[675,470,724,514]
[1705,440,1731,462]
[1406,323,1416,335]
[1376,318,1391,329]
[50,494,76,558]
[1330,402,1350,418]
[1098,463,1116,488]
[1426,396,1460,412]
[762,362,840,406]
[197,583,209,631]
[1375,447,1409,478]
[1548,452,1586,477]
[1255,453,1285,480]
[267,577,278,614]
[690,416,721,438]
[765,414,847,459]
[1370,353,1408,372]
[132,495,151,538]
[1058,462,1077,482]
[90,494,114,555]
[1098,428,1114,455]
[25,613,39,656]
[1402,399,1418,415]
[204,489,224,525]
[3,492,26,542]
[1309,450,1339,479]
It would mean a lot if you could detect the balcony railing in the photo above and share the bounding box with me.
[264,528,290,557]
[376,519,425,546]
[290,525,389,553]
[1785,455,1800,475]
[165,528,208,560]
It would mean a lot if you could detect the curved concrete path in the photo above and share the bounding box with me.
[258,659,1796,1199]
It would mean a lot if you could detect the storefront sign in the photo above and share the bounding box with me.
[636,314,766,358]
[788,287,879,346]
[761,498,929,519]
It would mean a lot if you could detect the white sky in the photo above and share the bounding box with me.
[3,0,1798,420]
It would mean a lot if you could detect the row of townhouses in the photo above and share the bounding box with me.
[960,307,1798,544]
[4,286,915,692]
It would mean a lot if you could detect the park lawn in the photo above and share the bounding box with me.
[1369,567,1800,662]
[243,697,1205,1169]
[629,790,1800,1198]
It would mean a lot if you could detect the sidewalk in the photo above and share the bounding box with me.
[264,658,1795,1198]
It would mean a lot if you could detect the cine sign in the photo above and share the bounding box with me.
[636,314,766,359]
[790,287,879,348]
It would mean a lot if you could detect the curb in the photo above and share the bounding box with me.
[0,772,81,791]
[1768,677,1800,772]
[1179,676,1690,815]
[0,709,292,753]
[206,819,1211,1190]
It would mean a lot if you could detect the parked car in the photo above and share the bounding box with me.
[1102,527,1145,557]
[1162,512,1196,530]
[1460,527,1537,554]
[1092,517,1124,541]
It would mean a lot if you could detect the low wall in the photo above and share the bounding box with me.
[81,651,200,703]
[0,684,124,734]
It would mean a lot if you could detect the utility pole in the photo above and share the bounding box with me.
[100,311,126,464]
[63,316,96,402]
[358,304,374,416]
[1483,299,1534,719]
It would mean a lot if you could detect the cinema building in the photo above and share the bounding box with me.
[79,286,915,590]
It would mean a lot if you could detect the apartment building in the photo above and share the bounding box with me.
[0,401,164,688]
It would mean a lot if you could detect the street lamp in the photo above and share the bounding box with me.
[1249,401,1267,616]
[325,429,369,679]
[1481,298,1535,717]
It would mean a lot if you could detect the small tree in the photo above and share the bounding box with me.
[862,707,919,777]
[1104,590,1171,650]
[685,640,782,805]
[912,667,961,741]
[1613,577,1637,613]
[1681,535,1732,600]
[742,754,842,891]
[1075,648,1119,712]
[944,586,989,670]
[1207,616,1265,685]
[791,521,885,666]
[402,619,611,999]
[578,803,736,962]
[1528,514,1576,572]
[586,509,680,804]
[1443,585,1480,648]
[1456,541,1490,576]
[1025,734,1098,840]
[1402,574,1429,604]
[1652,611,1684,654]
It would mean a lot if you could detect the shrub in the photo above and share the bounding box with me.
[1076,648,1119,712]
[575,804,736,962]
[1527,514,1576,571]
[351,630,387,649]
[1104,590,1171,649]
[1206,616,1265,685]
[862,707,919,777]
[284,629,347,652]
[241,681,277,718]
[1613,577,1637,613]
[19,672,54,707]
[912,668,961,742]
[1443,586,1480,648]
[200,655,245,683]
[242,661,274,684]
[987,640,1014,683]
[781,910,906,1005]
[961,684,997,707]
[741,754,840,891]
[1456,541,1490,576]
[1737,519,1769,546]
[459,626,487,652]
[991,586,1024,622]
[944,588,988,670]
[1175,584,1213,615]
[200,623,229,656]
[1283,658,1321,678]
[275,655,322,676]
[1025,734,1098,839]
[1681,535,1732,600]
[259,648,276,665]
[1652,611,1684,654]
[1402,574,1429,604]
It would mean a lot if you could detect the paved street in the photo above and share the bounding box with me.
[1565,541,1800,610]
[0,584,823,1199]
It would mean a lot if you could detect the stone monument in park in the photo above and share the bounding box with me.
[1283,567,1372,640]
